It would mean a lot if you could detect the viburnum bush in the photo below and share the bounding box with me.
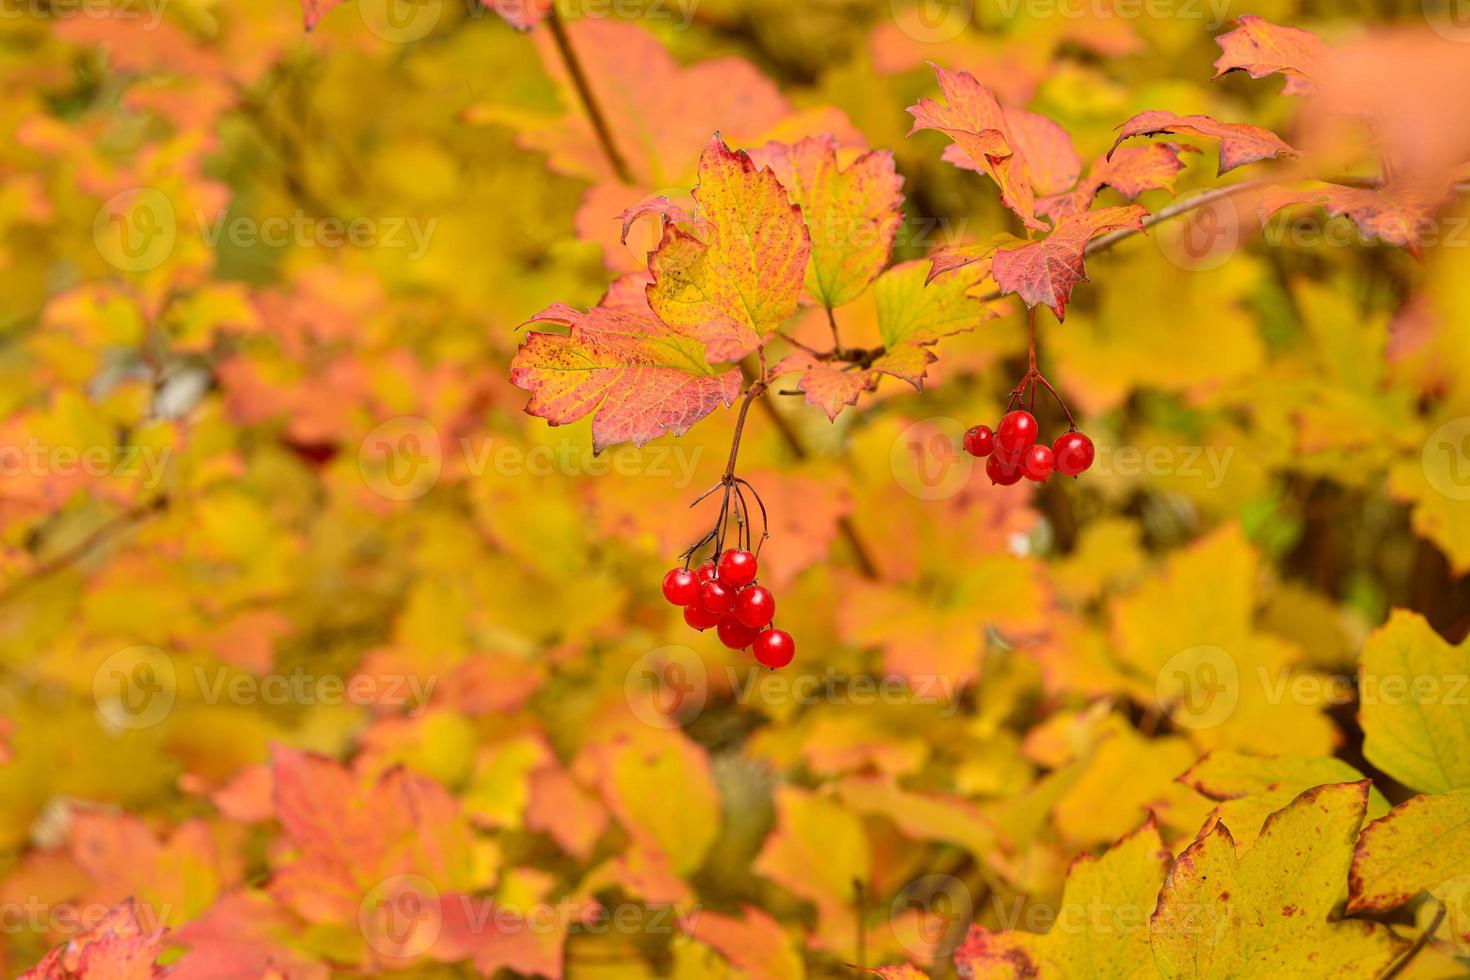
[3,1,1470,978]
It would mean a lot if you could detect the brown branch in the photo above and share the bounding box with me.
[0,496,169,608]
[1380,902,1446,980]
[545,7,634,184]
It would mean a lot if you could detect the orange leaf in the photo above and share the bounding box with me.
[511,273,743,452]
[1213,15,1328,95]
[1256,181,1451,257]
[991,206,1148,320]
[1109,110,1296,176]
[1038,144,1199,219]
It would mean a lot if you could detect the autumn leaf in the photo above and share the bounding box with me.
[684,905,806,980]
[755,785,871,951]
[991,206,1147,319]
[511,273,744,452]
[1348,788,1470,914]
[751,135,905,309]
[20,900,167,979]
[1038,144,1198,219]
[486,0,553,31]
[908,66,1058,231]
[1256,181,1449,256]
[1179,751,1391,850]
[955,816,1170,979]
[772,351,873,421]
[1151,782,1407,979]
[647,136,811,363]
[1213,15,1328,94]
[299,0,342,31]
[1358,610,1470,794]
[1109,110,1296,175]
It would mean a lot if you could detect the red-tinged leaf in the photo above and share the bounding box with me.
[1004,107,1083,197]
[925,233,1022,285]
[618,196,695,248]
[683,905,805,980]
[908,66,1051,231]
[511,273,743,453]
[299,0,343,30]
[170,892,326,980]
[991,206,1147,320]
[1038,144,1199,219]
[484,0,552,31]
[1348,788,1470,914]
[526,763,609,861]
[1109,110,1296,176]
[773,351,874,422]
[856,968,930,980]
[21,900,167,980]
[647,137,811,363]
[1256,181,1451,256]
[873,258,995,386]
[1213,15,1328,95]
[749,135,905,308]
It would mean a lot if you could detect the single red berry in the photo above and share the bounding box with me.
[963,425,994,458]
[695,562,719,583]
[717,549,758,588]
[1053,431,1096,477]
[683,604,721,631]
[986,453,1023,486]
[753,629,795,669]
[1022,445,1055,483]
[717,614,762,650]
[734,585,775,629]
[661,567,699,606]
[996,410,1039,463]
[698,579,736,615]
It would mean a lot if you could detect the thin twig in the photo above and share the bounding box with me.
[0,497,168,608]
[545,7,634,184]
[1380,902,1446,980]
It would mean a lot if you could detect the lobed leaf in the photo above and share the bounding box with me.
[991,206,1147,320]
[511,274,743,453]
[1213,15,1327,95]
[1039,144,1198,219]
[1109,110,1296,176]
[1349,788,1470,914]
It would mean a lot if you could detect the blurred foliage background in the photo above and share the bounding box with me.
[1,0,1469,975]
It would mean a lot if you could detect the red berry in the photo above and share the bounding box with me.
[695,562,719,583]
[734,585,775,629]
[698,579,736,614]
[717,549,758,588]
[963,425,994,458]
[986,453,1023,486]
[661,567,699,606]
[1053,431,1096,477]
[1022,445,1055,483]
[753,629,795,669]
[996,410,1039,463]
[684,604,721,631]
[717,614,761,650]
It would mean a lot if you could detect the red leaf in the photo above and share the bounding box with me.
[1109,110,1296,176]
[991,206,1148,319]
[908,66,1065,231]
[1256,181,1451,257]
[484,0,552,31]
[1213,15,1328,95]
[511,273,743,453]
[1038,143,1199,219]
[772,352,874,421]
[21,901,167,980]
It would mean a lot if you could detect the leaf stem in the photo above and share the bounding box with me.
[545,7,634,184]
[1379,902,1446,980]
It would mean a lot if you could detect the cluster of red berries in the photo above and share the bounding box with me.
[662,549,795,668]
[963,410,1096,485]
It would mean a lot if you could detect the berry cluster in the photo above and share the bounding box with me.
[964,410,1095,485]
[662,549,795,668]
